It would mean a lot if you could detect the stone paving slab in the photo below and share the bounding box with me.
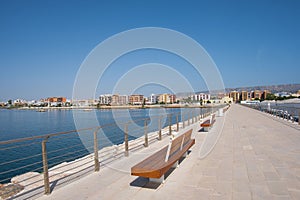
[35,104,300,200]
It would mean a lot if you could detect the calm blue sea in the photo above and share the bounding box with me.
[0,107,208,183]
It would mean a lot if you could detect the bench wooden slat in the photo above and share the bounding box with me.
[132,146,168,169]
[200,114,215,128]
[182,129,192,147]
[200,119,211,127]
[168,134,184,160]
[131,129,195,179]
[131,139,195,178]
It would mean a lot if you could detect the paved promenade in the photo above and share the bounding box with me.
[37,104,300,200]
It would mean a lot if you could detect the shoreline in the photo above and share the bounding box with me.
[1,104,225,110]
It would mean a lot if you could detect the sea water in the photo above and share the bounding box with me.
[0,107,207,183]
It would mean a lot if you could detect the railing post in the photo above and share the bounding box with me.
[176,114,179,132]
[158,117,162,140]
[200,108,203,119]
[192,111,194,124]
[298,111,300,125]
[42,138,50,195]
[168,114,172,135]
[124,123,129,156]
[182,113,185,129]
[144,119,148,147]
[94,128,100,172]
[188,112,190,126]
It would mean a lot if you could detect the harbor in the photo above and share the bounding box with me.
[0,104,299,199]
[0,106,218,199]
[35,104,300,200]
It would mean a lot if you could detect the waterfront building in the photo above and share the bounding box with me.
[111,94,128,105]
[72,99,98,107]
[169,94,176,103]
[129,94,144,105]
[262,90,271,100]
[191,93,210,102]
[111,94,119,105]
[229,91,239,103]
[158,94,176,104]
[13,99,28,106]
[43,97,67,107]
[149,94,159,104]
[46,97,67,103]
[247,92,252,100]
[99,94,112,105]
[72,100,87,107]
[240,91,248,101]
[253,90,263,100]
[118,95,128,105]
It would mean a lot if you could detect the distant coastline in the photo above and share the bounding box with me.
[0,103,222,110]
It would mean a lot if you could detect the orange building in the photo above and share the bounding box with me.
[240,91,248,101]
[47,97,66,103]
[262,90,271,100]
[253,90,262,100]
[129,95,144,105]
[229,91,239,102]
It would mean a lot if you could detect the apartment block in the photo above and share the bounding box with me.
[229,91,239,102]
[240,91,248,101]
[149,94,159,104]
[191,93,210,101]
[253,90,263,100]
[129,94,144,105]
[262,90,271,100]
[111,94,128,105]
[46,97,66,103]
[158,94,176,104]
[99,94,112,105]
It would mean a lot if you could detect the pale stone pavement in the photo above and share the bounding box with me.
[36,104,300,200]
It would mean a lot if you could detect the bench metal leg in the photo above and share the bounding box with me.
[172,161,179,168]
[203,127,209,132]
[149,175,164,183]
[182,151,188,158]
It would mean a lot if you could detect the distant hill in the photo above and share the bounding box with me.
[225,83,300,93]
[176,83,300,97]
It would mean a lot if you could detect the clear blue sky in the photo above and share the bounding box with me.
[0,0,299,101]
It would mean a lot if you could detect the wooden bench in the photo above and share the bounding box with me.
[131,129,195,183]
[200,113,215,131]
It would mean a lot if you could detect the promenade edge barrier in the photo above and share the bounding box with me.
[0,106,225,198]
[241,103,300,125]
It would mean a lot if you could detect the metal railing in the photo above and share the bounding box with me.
[0,106,224,199]
[242,103,300,125]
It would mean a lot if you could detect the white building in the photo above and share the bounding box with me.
[99,94,112,105]
[149,94,159,104]
[191,93,211,101]
[72,99,98,107]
